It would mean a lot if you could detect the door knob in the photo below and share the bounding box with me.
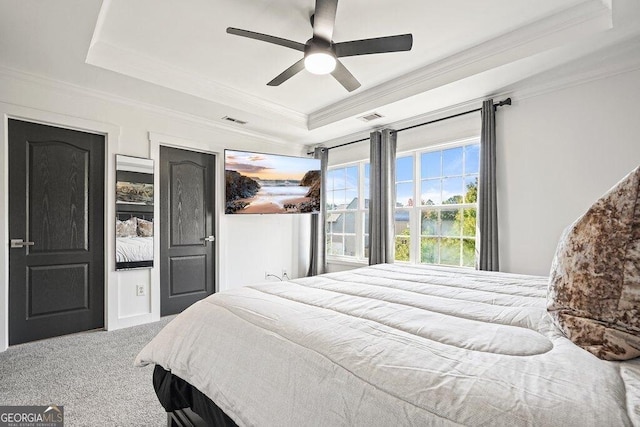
[10,239,35,248]
[203,236,215,242]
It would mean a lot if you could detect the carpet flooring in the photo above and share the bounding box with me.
[0,316,175,426]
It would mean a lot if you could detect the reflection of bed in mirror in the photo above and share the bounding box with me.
[116,207,153,270]
[115,154,154,270]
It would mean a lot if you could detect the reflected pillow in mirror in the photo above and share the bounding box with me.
[137,218,153,237]
[116,217,137,237]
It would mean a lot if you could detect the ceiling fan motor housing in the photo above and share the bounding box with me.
[305,38,334,56]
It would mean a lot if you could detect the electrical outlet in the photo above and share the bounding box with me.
[136,284,146,296]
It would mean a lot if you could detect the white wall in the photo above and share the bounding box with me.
[2,59,639,352]
[0,70,310,351]
[325,68,640,277]
[498,68,640,275]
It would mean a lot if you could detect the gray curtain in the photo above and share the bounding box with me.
[369,129,397,265]
[307,147,328,276]
[477,99,499,271]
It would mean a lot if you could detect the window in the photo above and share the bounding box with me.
[414,144,479,267]
[394,156,413,262]
[326,165,364,258]
[327,139,479,267]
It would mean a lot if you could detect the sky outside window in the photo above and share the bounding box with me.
[396,156,413,206]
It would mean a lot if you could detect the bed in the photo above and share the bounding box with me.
[136,165,640,426]
[135,263,639,426]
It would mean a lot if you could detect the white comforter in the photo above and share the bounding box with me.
[115,236,153,263]
[135,264,639,426]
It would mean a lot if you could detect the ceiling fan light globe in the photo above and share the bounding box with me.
[304,52,336,75]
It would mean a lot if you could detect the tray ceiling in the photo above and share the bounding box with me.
[1,0,639,145]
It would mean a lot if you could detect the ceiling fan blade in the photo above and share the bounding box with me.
[267,59,306,86]
[312,0,338,42]
[331,60,361,92]
[227,27,305,52]
[335,34,413,58]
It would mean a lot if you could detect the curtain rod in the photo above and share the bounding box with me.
[308,97,511,155]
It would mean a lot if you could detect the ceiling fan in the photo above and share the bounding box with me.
[226,0,413,92]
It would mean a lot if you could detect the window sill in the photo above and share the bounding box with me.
[328,257,477,271]
[326,257,368,268]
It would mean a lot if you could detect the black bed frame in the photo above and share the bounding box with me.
[154,365,238,427]
[168,408,208,427]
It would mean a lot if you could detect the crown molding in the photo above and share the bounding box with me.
[307,0,612,130]
[315,52,640,153]
[313,33,640,151]
[510,33,640,102]
[521,61,640,102]
[0,65,295,147]
[86,40,308,129]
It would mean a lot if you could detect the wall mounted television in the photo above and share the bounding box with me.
[225,149,321,214]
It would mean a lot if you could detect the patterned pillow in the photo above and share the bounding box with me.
[116,217,137,237]
[137,218,153,237]
[547,165,640,360]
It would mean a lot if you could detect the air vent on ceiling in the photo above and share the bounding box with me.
[358,112,384,122]
[221,116,248,125]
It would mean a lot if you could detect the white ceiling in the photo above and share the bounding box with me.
[1,0,639,146]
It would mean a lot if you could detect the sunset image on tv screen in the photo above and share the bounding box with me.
[224,149,321,214]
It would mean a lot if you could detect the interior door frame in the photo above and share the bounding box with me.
[0,105,119,352]
[149,132,221,319]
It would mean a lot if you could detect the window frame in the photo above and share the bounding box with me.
[326,137,479,268]
[325,162,369,262]
[399,138,479,267]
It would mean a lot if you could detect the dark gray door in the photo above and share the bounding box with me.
[8,119,105,345]
[160,146,216,315]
